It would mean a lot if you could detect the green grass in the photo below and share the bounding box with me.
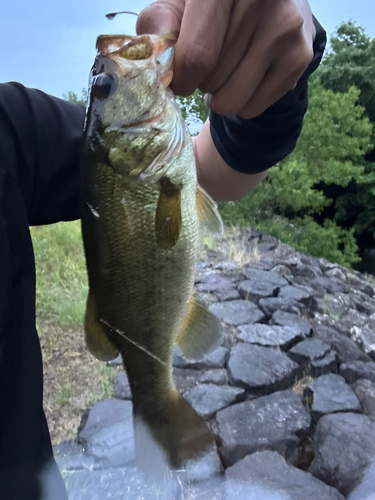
[31,221,88,327]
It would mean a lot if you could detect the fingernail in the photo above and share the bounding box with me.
[204,94,212,108]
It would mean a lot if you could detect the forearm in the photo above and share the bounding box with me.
[193,120,268,201]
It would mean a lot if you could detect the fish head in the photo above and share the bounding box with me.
[85,33,184,179]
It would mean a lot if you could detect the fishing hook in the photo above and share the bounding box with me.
[106,11,139,20]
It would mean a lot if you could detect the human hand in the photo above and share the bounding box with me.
[137,0,316,119]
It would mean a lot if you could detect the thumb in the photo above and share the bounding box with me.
[136,0,185,35]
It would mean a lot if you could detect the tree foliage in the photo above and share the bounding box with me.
[220,78,373,267]
[318,21,375,125]
[62,89,88,106]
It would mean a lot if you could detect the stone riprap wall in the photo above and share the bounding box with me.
[55,231,375,500]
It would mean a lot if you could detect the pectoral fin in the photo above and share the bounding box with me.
[196,185,223,236]
[155,176,182,249]
[176,297,223,360]
[84,291,119,361]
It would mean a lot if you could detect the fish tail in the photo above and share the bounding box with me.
[133,391,214,474]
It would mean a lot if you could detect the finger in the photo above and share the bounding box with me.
[199,2,259,94]
[208,40,272,116]
[238,45,314,119]
[136,0,184,36]
[171,0,233,96]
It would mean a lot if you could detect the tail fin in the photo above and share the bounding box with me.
[133,392,214,475]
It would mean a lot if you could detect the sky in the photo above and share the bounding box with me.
[1,0,374,100]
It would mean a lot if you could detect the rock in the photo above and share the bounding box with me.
[64,466,179,500]
[259,297,303,317]
[348,293,375,316]
[270,310,313,338]
[208,300,265,326]
[173,368,201,394]
[270,264,294,281]
[177,444,223,483]
[198,369,228,386]
[278,285,312,302]
[303,374,361,422]
[227,343,300,395]
[347,272,375,297]
[173,346,228,370]
[242,268,288,289]
[340,361,375,384]
[237,323,305,351]
[352,379,375,417]
[54,440,84,458]
[106,354,123,366]
[289,338,331,364]
[310,277,348,295]
[78,400,134,468]
[215,288,241,301]
[325,268,347,282]
[194,291,218,305]
[348,460,375,500]
[225,451,344,500]
[311,351,339,377]
[216,390,311,467]
[113,372,132,400]
[350,325,375,359]
[309,412,375,496]
[214,261,239,272]
[185,384,245,419]
[181,478,224,500]
[237,279,277,303]
[195,272,237,295]
[53,441,97,473]
[313,325,372,363]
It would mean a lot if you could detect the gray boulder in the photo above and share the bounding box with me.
[173,346,228,370]
[340,361,375,384]
[64,466,179,500]
[209,300,265,326]
[78,399,134,468]
[269,310,313,337]
[228,343,300,395]
[303,374,361,422]
[237,323,306,351]
[313,325,372,363]
[309,412,375,496]
[216,390,311,467]
[113,372,132,400]
[225,451,344,500]
[289,338,331,365]
[242,268,288,289]
[185,384,245,419]
[352,379,375,417]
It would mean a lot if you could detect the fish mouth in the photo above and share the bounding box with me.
[96,33,176,88]
[96,33,176,60]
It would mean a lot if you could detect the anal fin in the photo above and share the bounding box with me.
[84,290,119,361]
[176,297,223,360]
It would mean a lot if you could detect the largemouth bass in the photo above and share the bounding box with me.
[81,33,223,469]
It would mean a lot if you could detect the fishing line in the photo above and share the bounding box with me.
[106,11,139,20]
[100,319,167,366]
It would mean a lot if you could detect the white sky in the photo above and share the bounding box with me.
[1,0,374,99]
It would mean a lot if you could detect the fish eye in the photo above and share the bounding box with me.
[91,73,114,99]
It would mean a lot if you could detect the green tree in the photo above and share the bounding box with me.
[177,90,209,124]
[220,79,373,267]
[318,21,375,125]
[315,22,375,247]
[62,89,88,106]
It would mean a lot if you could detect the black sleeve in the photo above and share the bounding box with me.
[209,16,327,174]
[0,82,85,226]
